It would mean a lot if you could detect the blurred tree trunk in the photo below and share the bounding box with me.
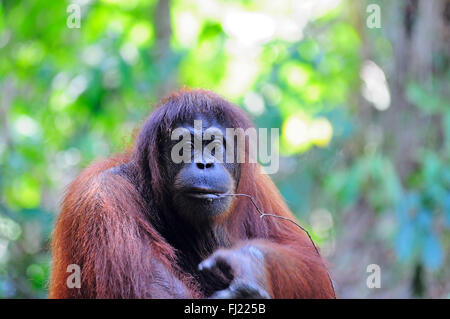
[155,0,172,63]
[381,0,446,180]
[384,0,417,181]
[411,0,445,82]
[153,0,176,99]
[0,76,15,150]
[411,0,444,82]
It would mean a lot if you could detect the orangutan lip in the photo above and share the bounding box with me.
[184,188,229,199]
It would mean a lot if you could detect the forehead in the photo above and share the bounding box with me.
[176,113,225,131]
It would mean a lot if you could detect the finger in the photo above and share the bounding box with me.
[227,281,271,299]
[209,283,267,299]
[198,257,215,271]
[199,255,234,282]
[209,289,234,299]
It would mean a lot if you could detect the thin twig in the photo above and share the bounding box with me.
[217,193,336,298]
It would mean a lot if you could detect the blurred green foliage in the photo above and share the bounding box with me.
[0,0,449,298]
